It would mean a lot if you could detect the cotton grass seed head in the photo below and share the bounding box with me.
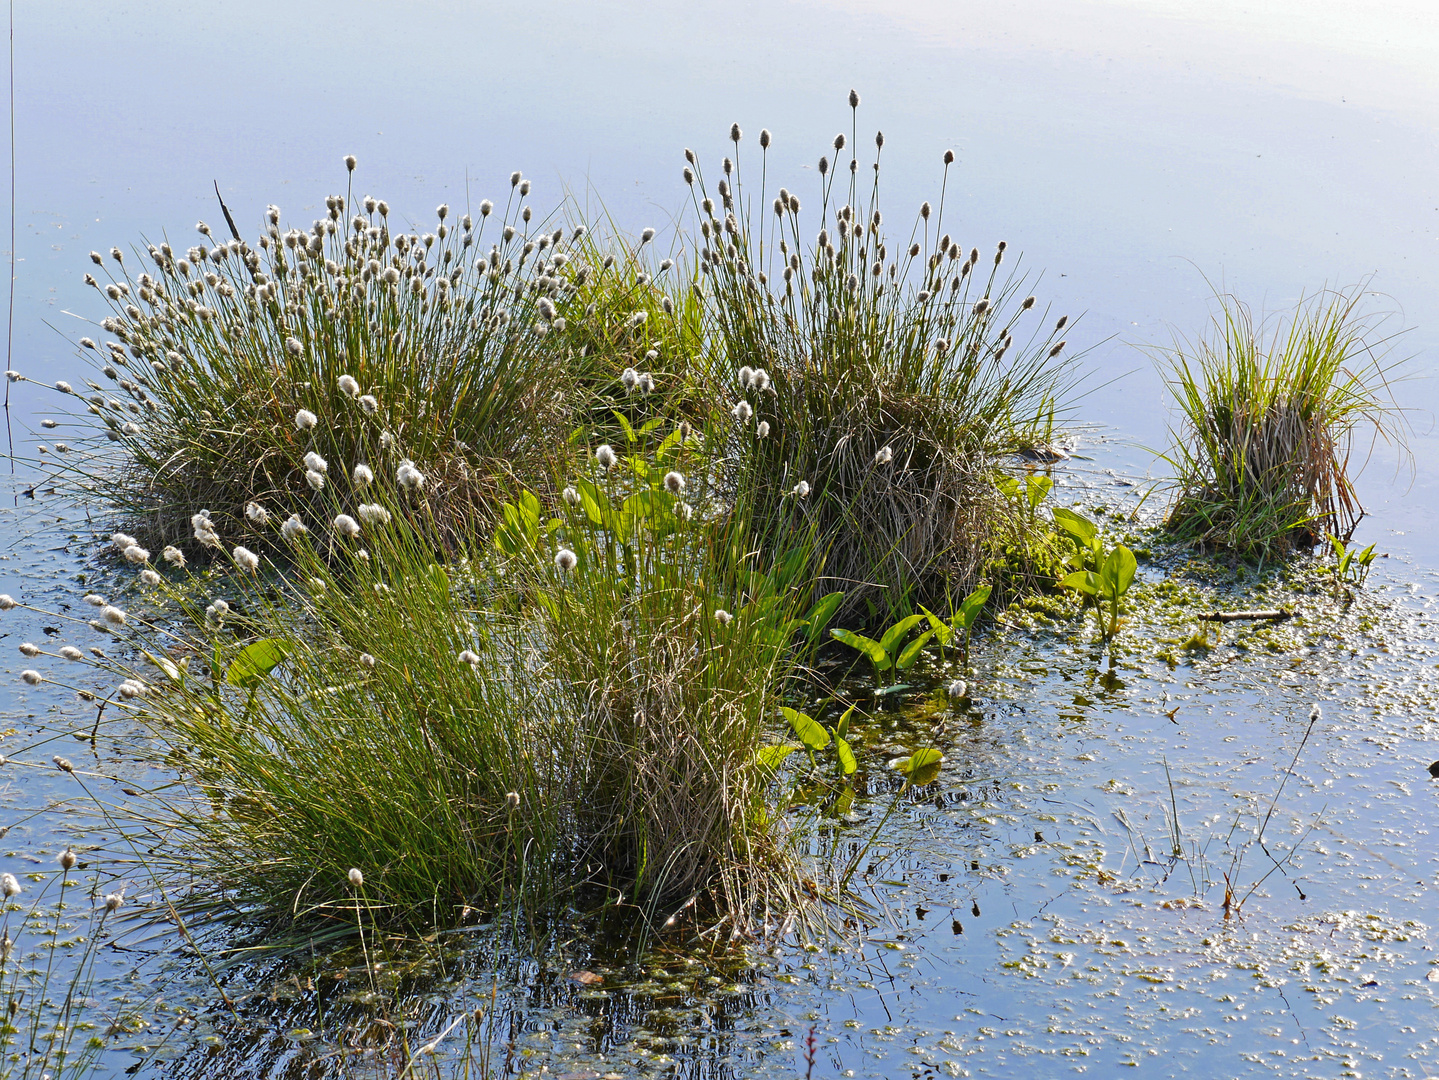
[595,444,617,469]
[874,445,893,465]
[458,649,481,666]
[793,480,810,498]
[58,645,83,661]
[506,791,521,810]
[947,679,968,699]
[334,514,361,539]
[104,891,123,912]
[245,501,269,525]
[305,469,326,492]
[554,547,578,573]
[714,609,733,626]
[757,420,770,437]
[2,873,21,898]
[304,451,329,474]
[353,463,374,486]
[101,605,126,625]
[359,653,376,668]
[357,503,391,526]
[20,670,41,685]
[562,486,580,507]
[359,394,379,415]
[749,368,770,392]
[295,409,318,430]
[337,374,361,397]
[0,595,15,611]
[664,471,685,493]
[396,460,426,491]
[18,642,39,657]
[281,513,308,541]
[161,546,185,567]
[139,569,162,587]
[59,849,76,871]
[732,400,752,423]
[233,546,260,571]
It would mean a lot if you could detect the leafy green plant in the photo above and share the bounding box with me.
[830,613,933,690]
[994,473,1054,522]
[919,583,991,667]
[1327,532,1377,591]
[1060,542,1138,647]
[778,704,859,779]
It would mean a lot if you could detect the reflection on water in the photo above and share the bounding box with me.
[4,0,1439,1075]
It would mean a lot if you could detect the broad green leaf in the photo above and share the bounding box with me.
[993,475,1022,501]
[518,489,541,525]
[873,682,912,696]
[638,416,666,437]
[918,605,954,646]
[955,585,991,629]
[1102,546,1137,597]
[1052,507,1098,551]
[878,614,925,658]
[655,426,685,461]
[1026,474,1054,510]
[1060,570,1098,595]
[834,735,858,776]
[830,628,890,669]
[899,747,944,786]
[834,703,856,741]
[805,591,846,642]
[831,785,855,818]
[894,629,935,671]
[781,706,831,751]
[226,638,293,689]
[611,409,638,445]
[756,744,796,773]
[575,479,608,527]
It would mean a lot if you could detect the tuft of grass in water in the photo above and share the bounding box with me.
[683,99,1080,621]
[1156,284,1408,559]
[52,172,611,544]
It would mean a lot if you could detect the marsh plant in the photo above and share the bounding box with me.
[44,164,631,539]
[1158,285,1407,557]
[683,94,1079,618]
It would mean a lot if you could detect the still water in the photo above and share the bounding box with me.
[4,1,1438,1075]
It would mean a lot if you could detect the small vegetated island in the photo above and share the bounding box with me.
[0,90,1405,1076]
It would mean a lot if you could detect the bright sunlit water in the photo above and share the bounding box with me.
[4,1,1438,1076]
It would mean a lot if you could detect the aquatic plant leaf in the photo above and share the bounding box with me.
[894,629,934,671]
[918,605,954,646]
[756,743,796,773]
[226,638,293,689]
[1101,546,1137,597]
[1060,570,1098,596]
[804,591,845,642]
[900,747,944,785]
[1052,507,1098,552]
[955,584,991,629]
[782,706,831,751]
[878,614,925,657]
[873,682,912,696]
[830,628,890,669]
[611,409,638,445]
[993,475,1023,502]
[834,703,856,741]
[834,735,858,776]
[1026,474,1054,510]
[575,480,608,527]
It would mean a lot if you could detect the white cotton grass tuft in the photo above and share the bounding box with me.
[334,514,361,539]
[506,791,521,810]
[714,609,733,626]
[101,605,126,625]
[1309,704,1322,723]
[353,463,374,486]
[1,873,21,898]
[621,368,639,393]
[357,503,391,526]
[348,868,364,887]
[59,646,83,661]
[732,400,752,423]
[595,444,617,470]
[874,445,893,465]
[295,409,318,430]
[737,365,754,388]
[233,546,260,571]
[457,650,481,665]
[359,394,379,415]
[304,451,328,474]
[18,642,39,657]
[103,891,123,912]
[0,595,15,611]
[281,513,308,541]
[793,480,811,498]
[554,548,578,572]
[757,420,770,438]
[111,532,138,553]
[674,501,694,522]
[947,679,968,699]
[140,569,162,587]
[663,471,685,494]
[305,469,326,492]
[161,546,185,567]
[123,544,150,564]
[749,368,771,392]
[118,679,147,699]
[562,486,581,507]
[20,670,41,686]
[359,653,376,668]
[245,501,269,525]
[396,460,426,491]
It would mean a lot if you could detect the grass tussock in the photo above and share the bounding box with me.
[683,105,1078,618]
[1159,285,1407,558]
